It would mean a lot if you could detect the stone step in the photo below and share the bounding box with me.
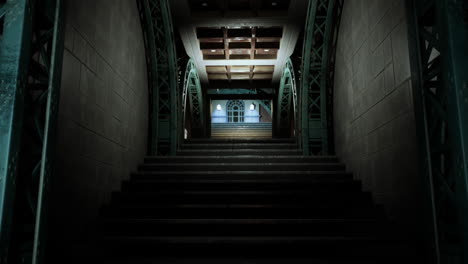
[180,143,298,150]
[177,149,303,155]
[185,138,295,144]
[138,162,346,172]
[144,155,338,163]
[99,236,406,258]
[121,179,361,192]
[98,218,381,236]
[100,204,384,219]
[111,191,372,205]
[130,171,353,181]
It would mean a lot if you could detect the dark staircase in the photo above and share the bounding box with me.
[93,139,413,263]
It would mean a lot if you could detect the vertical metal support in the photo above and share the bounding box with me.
[300,0,335,155]
[408,0,468,262]
[137,0,178,155]
[182,59,205,137]
[277,58,297,137]
[31,2,65,263]
[259,100,272,116]
[0,0,64,262]
[0,0,33,261]
[137,0,159,155]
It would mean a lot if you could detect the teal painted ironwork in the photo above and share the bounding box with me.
[277,58,297,137]
[137,0,178,155]
[408,0,468,262]
[182,59,205,136]
[0,0,33,261]
[300,0,335,155]
[137,0,159,155]
[30,2,65,262]
[0,0,64,262]
[325,0,344,154]
[259,100,271,116]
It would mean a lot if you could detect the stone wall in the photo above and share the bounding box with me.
[333,0,423,232]
[52,0,148,249]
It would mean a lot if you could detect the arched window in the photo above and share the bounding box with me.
[227,100,244,123]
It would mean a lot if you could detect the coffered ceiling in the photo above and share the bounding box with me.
[170,0,307,87]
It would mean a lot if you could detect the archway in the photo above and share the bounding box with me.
[181,59,205,138]
[276,58,298,137]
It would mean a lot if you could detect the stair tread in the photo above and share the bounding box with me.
[92,139,407,261]
[104,203,377,209]
[115,190,366,195]
[126,179,354,183]
[132,171,350,175]
[182,143,296,146]
[145,155,337,159]
[100,218,379,224]
[103,236,389,242]
[141,162,342,165]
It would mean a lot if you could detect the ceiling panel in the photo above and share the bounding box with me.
[231,73,251,80]
[206,66,228,73]
[206,65,274,81]
[198,26,282,71]
[253,73,273,79]
[172,0,308,84]
[187,0,291,16]
[254,65,275,72]
[208,73,229,80]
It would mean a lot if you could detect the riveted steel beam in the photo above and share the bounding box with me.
[300,0,337,155]
[277,58,297,137]
[182,59,205,137]
[138,0,178,155]
[408,0,468,262]
[0,0,65,263]
[0,0,33,261]
[259,100,272,116]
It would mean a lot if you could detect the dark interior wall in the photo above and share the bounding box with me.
[333,0,423,232]
[53,0,148,247]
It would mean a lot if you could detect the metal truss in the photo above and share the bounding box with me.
[0,0,64,263]
[182,59,205,137]
[277,58,297,137]
[408,0,468,262]
[259,100,272,116]
[138,0,178,155]
[300,0,342,155]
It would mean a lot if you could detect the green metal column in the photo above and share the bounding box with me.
[408,0,468,262]
[137,0,178,155]
[300,0,335,155]
[277,58,297,137]
[0,0,64,262]
[30,2,65,263]
[0,0,33,261]
[182,59,205,138]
